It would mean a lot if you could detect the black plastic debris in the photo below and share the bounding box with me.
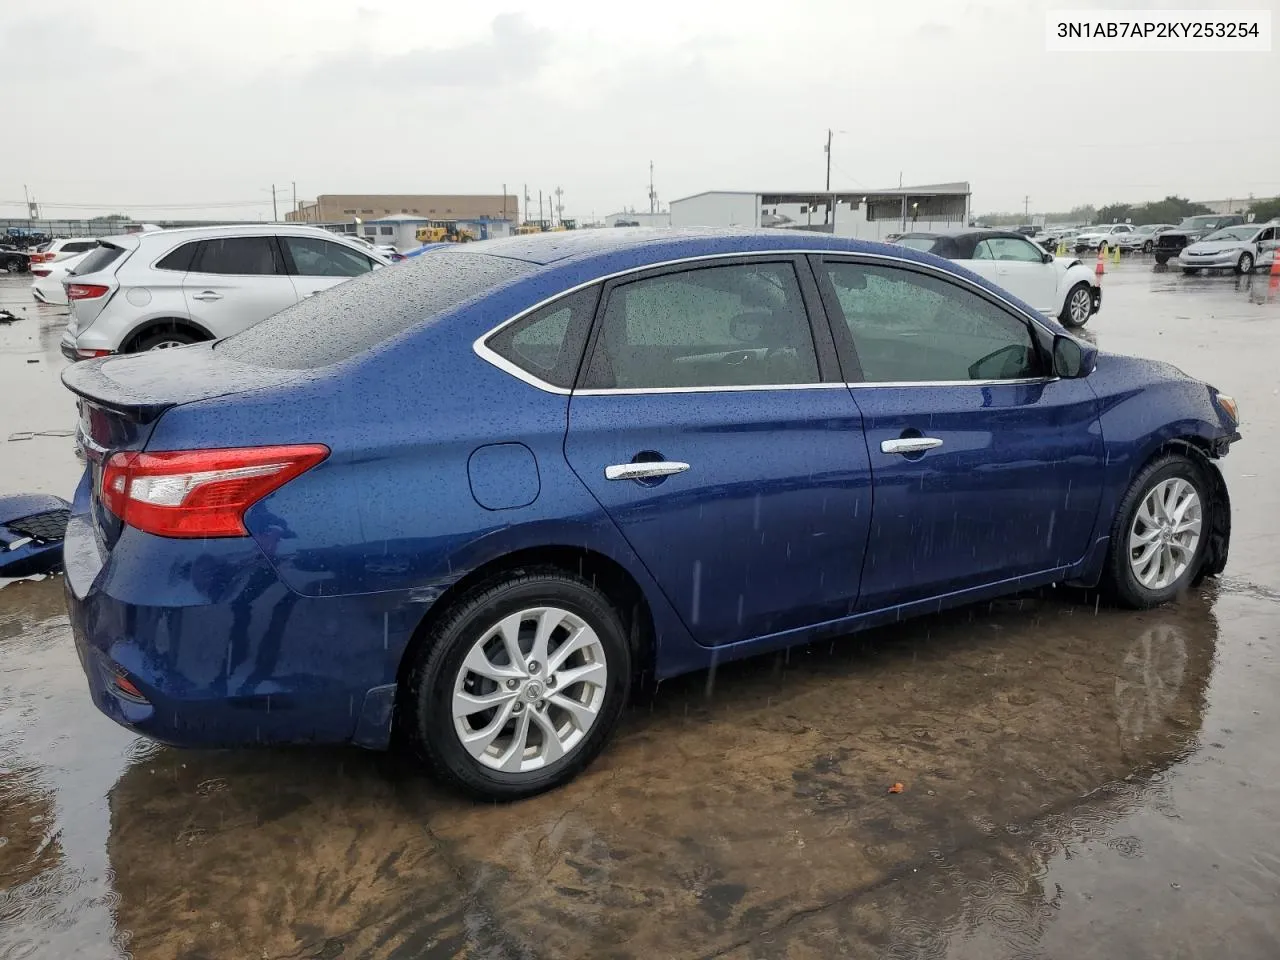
[0,494,71,578]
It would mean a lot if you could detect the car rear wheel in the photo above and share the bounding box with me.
[1102,453,1210,609]
[1235,252,1254,274]
[1142,240,1153,253]
[134,329,200,352]
[1059,282,1093,328]
[403,569,631,800]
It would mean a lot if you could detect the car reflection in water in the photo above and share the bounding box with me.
[101,589,1218,959]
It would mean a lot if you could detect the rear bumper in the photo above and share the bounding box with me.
[62,493,418,751]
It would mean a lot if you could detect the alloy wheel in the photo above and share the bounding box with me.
[452,606,609,773]
[1069,288,1091,324]
[1128,477,1202,590]
[1238,253,1254,274]
[148,339,187,350]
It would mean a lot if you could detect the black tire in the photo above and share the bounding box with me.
[1101,453,1212,609]
[132,329,200,352]
[1059,281,1093,328]
[403,568,632,800]
[2,256,24,273]
[1154,254,1169,265]
[1235,252,1254,275]
[1142,240,1154,253]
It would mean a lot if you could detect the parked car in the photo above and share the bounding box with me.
[1152,214,1247,265]
[373,244,404,262]
[1013,224,1038,237]
[1036,227,1081,250]
[30,250,89,304]
[61,229,1239,800]
[28,237,99,266]
[1,246,30,273]
[1117,224,1176,253]
[1073,224,1134,252]
[1177,222,1278,275]
[895,229,1101,327]
[60,225,390,360]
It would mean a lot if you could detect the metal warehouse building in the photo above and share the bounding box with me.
[669,183,971,240]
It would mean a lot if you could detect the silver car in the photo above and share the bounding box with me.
[1116,224,1175,253]
[1177,223,1279,275]
[60,224,389,360]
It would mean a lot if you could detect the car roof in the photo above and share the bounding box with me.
[448,227,926,267]
[108,223,354,245]
[896,228,1036,243]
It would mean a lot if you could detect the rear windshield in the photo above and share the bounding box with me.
[896,236,939,253]
[219,250,533,368]
[72,244,125,276]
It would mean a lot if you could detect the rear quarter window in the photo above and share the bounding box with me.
[219,249,532,368]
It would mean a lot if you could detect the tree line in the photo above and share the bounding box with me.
[980,195,1280,227]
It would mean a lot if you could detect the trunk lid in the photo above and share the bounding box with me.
[63,344,302,547]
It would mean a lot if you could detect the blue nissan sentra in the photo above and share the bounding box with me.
[61,228,1240,800]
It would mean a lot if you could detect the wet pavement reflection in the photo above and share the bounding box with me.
[1,262,1278,958]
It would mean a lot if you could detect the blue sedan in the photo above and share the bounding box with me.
[61,229,1240,800]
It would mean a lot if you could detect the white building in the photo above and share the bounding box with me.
[601,210,672,228]
[670,183,972,240]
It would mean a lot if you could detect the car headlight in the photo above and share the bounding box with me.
[1215,393,1239,424]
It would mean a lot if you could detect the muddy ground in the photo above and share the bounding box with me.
[1,261,1277,959]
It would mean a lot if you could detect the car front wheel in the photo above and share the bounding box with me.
[403,569,631,800]
[1235,252,1254,274]
[1142,240,1153,253]
[1103,454,1210,609]
[1059,282,1093,328]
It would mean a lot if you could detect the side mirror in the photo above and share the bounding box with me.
[1053,335,1097,379]
[1042,251,1054,263]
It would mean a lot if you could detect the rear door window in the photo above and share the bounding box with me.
[191,236,285,275]
[283,236,376,277]
[580,262,820,389]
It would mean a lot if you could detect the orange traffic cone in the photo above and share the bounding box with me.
[1095,243,1106,281]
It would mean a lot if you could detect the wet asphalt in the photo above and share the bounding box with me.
[1,260,1278,959]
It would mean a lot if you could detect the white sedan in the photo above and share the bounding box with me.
[895,229,1101,328]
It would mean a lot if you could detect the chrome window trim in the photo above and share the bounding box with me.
[472,249,1058,396]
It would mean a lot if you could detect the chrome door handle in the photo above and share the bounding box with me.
[881,437,943,455]
[605,461,690,481]
[192,291,223,301]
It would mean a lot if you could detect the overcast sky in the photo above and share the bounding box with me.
[4,0,1277,221]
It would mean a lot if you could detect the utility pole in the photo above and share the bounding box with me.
[291,181,297,220]
[825,129,832,192]
[523,184,530,224]
[538,190,543,226]
[271,184,278,222]
[554,186,564,226]
[649,160,657,214]
[502,182,507,221]
[1024,195,1030,221]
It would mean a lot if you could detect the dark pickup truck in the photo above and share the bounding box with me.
[1153,214,1246,265]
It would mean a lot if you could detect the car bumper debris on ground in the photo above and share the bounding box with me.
[2,265,1280,959]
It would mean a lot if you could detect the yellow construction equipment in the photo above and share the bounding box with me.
[513,224,542,236]
[414,222,477,244]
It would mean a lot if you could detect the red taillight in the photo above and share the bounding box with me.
[66,283,109,301]
[101,445,329,538]
[31,267,51,277]
[75,348,113,359]
[30,252,52,263]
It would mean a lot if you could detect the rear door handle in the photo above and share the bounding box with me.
[881,437,943,455]
[605,461,690,481]
[191,291,223,302]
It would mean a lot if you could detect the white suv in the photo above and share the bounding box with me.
[60,224,389,360]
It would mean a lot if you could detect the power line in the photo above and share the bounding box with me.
[0,199,273,210]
